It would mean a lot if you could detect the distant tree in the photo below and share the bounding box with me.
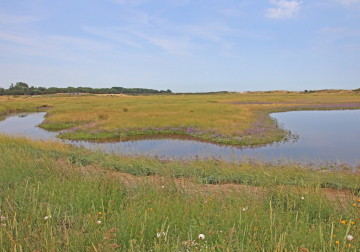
[15,82,29,89]
[0,83,169,96]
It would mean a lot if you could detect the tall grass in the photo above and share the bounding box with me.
[0,134,360,251]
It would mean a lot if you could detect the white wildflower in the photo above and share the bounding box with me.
[0,216,6,221]
[157,232,165,238]
[198,234,205,240]
[301,197,304,200]
[97,220,101,224]
[242,207,248,211]
[162,186,165,188]
[347,235,354,241]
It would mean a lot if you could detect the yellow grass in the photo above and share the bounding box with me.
[1,92,359,135]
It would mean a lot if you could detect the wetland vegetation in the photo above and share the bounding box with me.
[1,91,360,250]
[1,91,360,146]
[1,134,360,251]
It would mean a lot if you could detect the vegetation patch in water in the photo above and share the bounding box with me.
[58,111,298,146]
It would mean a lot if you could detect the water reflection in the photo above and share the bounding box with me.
[0,110,359,165]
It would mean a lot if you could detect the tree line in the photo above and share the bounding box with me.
[0,82,172,95]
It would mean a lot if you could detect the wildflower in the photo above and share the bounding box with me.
[336,241,339,244]
[353,204,356,207]
[97,220,101,224]
[99,212,102,215]
[44,215,51,220]
[301,197,304,200]
[157,232,165,238]
[341,220,347,224]
[0,216,6,221]
[198,234,205,240]
[334,235,336,237]
[254,227,259,231]
[351,221,355,225]
[161,186,164,188]
[358,199,360,202]
[347,235,354,241]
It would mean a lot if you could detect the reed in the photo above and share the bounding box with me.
[0,134,359,250]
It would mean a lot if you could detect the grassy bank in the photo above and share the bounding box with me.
[0,134,360,250]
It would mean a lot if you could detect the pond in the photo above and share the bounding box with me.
[1,110,359,166]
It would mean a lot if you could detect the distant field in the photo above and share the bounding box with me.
[1,92,360,146]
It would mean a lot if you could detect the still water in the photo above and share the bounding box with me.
[0,111,359,165]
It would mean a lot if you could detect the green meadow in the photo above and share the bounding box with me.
[1,92,360,250]
[0,134,360,251]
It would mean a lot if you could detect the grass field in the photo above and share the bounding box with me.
[1,92,360,250]
[1,92,360,146]
[0,134,360,251]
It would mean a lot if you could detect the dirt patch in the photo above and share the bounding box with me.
[95,94,130,97]
[56,158,354,206]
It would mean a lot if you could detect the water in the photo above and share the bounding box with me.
[0,110,359,165]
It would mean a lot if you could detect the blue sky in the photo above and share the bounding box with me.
[0,0,359,92]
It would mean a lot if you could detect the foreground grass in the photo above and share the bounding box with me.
[1,134,360,251]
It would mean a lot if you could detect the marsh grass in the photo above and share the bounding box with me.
[1,93,360,146]
[1,134,360,250]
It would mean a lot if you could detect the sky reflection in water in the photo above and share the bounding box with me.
[0,110,359,165]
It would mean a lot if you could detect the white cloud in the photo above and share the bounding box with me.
[318,26,360,38]
[0,11,42,24]
[311,26,360,53]
[334,0,360,5]
[82,26,142,48]
[105,0,149,7]
[265,0,302,19]
[0,31,113,62]
[220,9,243,17]
[168,0,191,6]
[126,30,192,56]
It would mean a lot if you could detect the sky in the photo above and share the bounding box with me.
[0,0,359,92]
